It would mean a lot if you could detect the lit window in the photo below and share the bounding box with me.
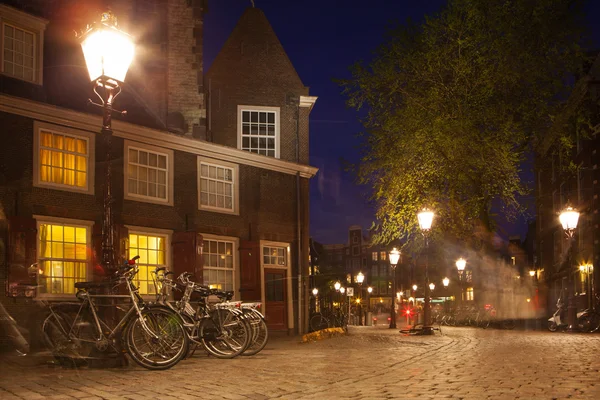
[203,239,235,292]
[264,246,287,266]
[465,270,473,283]
[372,252,378,261]
[466,287,474,301]
[199,160,236,213]
[380,251,387,261]
[35,124,92,193]
[129,232,167,295]
[239,106,279,157]
[511,256,516,265]
[38,222,89,295]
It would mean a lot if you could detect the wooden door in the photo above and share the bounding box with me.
[265,268,287,331]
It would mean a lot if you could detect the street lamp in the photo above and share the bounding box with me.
[418,208,434,335]
[312,288,318,296]
[559,206,580,332]
[334,281,341,291]
[442,277,450,313]
[357,272,365,325]
[389,247,401,329]
[429,282,435,291]
[367,286,373,314]
[456,258,466,303]
[412,284,417,291]
[79,12,134,272]
[529,270,536,277]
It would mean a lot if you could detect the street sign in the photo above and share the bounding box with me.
[347,287,354,297]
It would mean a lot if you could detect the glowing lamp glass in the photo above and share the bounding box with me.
[81,23,135,82]
[456,258,466,271]
[357,272,365,284]
[417,208,434,231]
[389,248,400,266]
[340,287,345,294]
[429,283,435,291]
[312,288,318,296]
[559,207,579,231]
[367,286,373,293]
[412,284,417,291]
[334,281,341,291]
[442,277,450,287]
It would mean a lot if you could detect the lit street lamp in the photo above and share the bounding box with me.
[312,288,318,296]
[529,270,536,278]
[367,286,373,313]
[357,272,365,325]
[389,248,401,329]
[560,206,580,331]
[456,258,466,303]
[429,282,435,291]
[417,208,434,335]
[79,11,134,272]
[442,277,450,313]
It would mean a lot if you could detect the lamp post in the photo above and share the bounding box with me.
[389,248,401,329]
[312,288,318,314]
[357,272,365,325]
[418,208,434,334]
[443,277,449,313]
[79,12,135,272]
[367,286,373,313]
[456,258,466,303]
[559,206,580,332]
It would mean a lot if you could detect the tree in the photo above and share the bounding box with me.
[339,0,588,248]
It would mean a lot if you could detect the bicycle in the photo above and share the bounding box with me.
[41,256,189,370]
[153,269,252,359]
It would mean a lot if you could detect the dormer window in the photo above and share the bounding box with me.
[238,105,280,158]
[0,5,48,85]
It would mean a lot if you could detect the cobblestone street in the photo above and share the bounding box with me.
[1,325,600,400]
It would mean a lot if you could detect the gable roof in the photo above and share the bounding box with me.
[207,7,306,90]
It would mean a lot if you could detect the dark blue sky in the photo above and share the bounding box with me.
[204,0,600,246]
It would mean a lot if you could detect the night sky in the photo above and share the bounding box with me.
[204,0,600,246]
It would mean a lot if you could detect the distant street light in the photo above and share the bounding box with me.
[560,205,580,332]
[367,286,373,294]
[429,283,435,291]
[456,258,467,303]
[412,284,418,291]
[312,288,318,296]
[334,281,341,291]
[357,272,365,325]
[529,270,536,277]
[417,208,435,335]
[389,248,401,329]
[442,277,450,287]
[442,277,450,313]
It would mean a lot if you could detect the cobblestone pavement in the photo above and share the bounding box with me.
[1,324,600,400]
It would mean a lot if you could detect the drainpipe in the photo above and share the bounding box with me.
[296,99,303,334]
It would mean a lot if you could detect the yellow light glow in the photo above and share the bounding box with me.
[529,270,536,277]
[417,208,434,231]
[81,25,135,82]
[456,258,466,271]
[526,298,531,303]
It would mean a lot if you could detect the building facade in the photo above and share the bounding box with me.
[0,0,317,341]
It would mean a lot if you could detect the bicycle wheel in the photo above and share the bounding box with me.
[126,307,188,370]
[42,312,88,367]
[242,310,269,356]
[200,309,250,359]
[310,313,329,332]
[578,315,593,332]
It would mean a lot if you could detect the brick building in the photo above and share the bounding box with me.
[0,0,317,340]
[535,53,600,315]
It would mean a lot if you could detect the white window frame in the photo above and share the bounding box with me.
[33,121,95,195]
[197,156,239,215]
[260,240,293,329]
[237,105,280,159]
[124,140,174,206]
[34,215,94,299]
[125,225,172,298]
[0,5,47,85]
[201,233,239,298]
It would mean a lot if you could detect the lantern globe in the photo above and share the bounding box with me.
[559,206,580,231]
[389,248,400,266]
[417,208,434,231]
[80,12,135,83]
[456,258,467,271]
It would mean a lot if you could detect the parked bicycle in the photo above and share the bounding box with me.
[41,256,189,370]
[153,269,257,358]
[577,294,600,333]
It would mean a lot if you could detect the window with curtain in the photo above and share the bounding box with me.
[129,232,167,295]
[203,239,234,291]
[38,222,88,295]
[39,130,88,189]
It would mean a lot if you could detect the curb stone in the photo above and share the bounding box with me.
[301,327,346,343]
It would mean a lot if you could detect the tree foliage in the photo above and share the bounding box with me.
[339,0,587,247]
